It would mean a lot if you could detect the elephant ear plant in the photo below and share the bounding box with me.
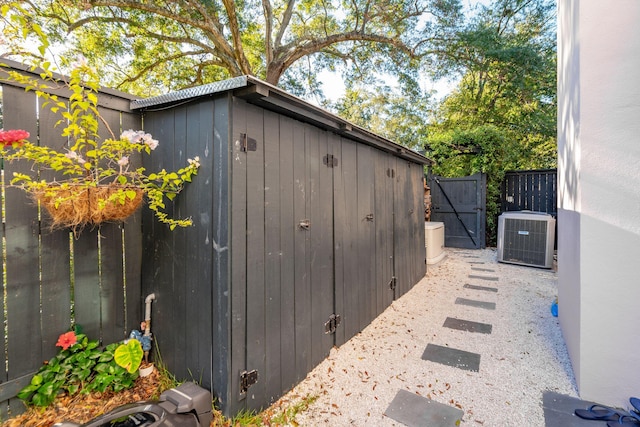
[0,58,200,235]
[17,331,139,407]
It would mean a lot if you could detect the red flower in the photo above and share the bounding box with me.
[0,129,30,147]
[55,331,77,350]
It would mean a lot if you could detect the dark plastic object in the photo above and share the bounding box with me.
[53,382,213,427]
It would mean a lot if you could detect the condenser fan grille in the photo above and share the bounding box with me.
[502,219,548,266]
[497,212,555,268]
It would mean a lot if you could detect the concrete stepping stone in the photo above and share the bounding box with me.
[384,389,463,427]
[464,284,498,293]
[468,274,499,281]
[470,267,495,272]
[443,317,492,334]
[421,343,481,372]
[455,297,496,310]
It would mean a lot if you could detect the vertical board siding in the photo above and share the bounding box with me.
[278,115,296,392]
[211,96,230,407]
[121,111,143,335]
[374,151,394,314]
[245,103,267,413]
[292,119,312,385]
[263,110,282,403]
[501,169,557,215]
[312,127,334,369]
[307,126,324,370]
[357,145,375,330]
[144,108,180,373]
[334,137,359,342]
[393,160,410,297]
[38,95,73,352]
[0,74,141,416]
[412,164,427,285]
[187,101,214,388]
[3,86,41,417]
[229,97,248,408]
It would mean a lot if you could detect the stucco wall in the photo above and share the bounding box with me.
[558,0,640,406]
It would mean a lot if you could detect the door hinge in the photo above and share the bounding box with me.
[323,154,338,168]
[389,276,397,290]
[240,369,258,396]
[324,314,341,334]
[239,133,257,152]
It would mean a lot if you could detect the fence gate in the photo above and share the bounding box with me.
[428,173,486,249]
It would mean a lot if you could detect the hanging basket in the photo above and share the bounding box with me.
[34,184,144,231]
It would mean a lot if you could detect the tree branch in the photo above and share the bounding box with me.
[262,0,273,64]
[85,0,242,72]
[221,0,253,75]
[275,0,296,49]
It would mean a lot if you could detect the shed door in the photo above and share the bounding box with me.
[429,173,486,249]
[232,104,335,412]
[374,151,396,310]
[394,160,425,297]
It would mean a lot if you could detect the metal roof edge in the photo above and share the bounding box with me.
[130,75,249,110]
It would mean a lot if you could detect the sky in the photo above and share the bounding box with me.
[316,0,489,104]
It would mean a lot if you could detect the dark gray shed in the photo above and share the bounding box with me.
[132,76,428,416]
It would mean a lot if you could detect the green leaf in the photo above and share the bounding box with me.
[98,352,114,363]
[32,391,53,407]
[31,374,43,386]
[67,383,79,396]
[38,381,56,398]
[114,340,143,374]
[17,384,38,400]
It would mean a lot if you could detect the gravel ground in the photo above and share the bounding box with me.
[277,248,578,426]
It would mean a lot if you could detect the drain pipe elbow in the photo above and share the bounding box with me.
[144,293,156,337]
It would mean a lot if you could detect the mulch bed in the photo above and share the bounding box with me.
[1,370,166,427]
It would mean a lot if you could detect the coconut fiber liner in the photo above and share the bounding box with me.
[35,185,144,232]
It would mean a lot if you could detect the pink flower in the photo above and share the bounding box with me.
[120,129,140,143]
[56,331,77,350]
[143,136,159,150]
[120,130,159,150]
[0,129,30,147]
[117,156,129,166]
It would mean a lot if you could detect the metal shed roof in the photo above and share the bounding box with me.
[130,75,430,165]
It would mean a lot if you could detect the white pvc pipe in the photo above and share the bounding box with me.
[144,293,155,337]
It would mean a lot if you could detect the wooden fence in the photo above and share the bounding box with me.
[500,169,557,248]
[0,60,142,419]
[500,169,557,216]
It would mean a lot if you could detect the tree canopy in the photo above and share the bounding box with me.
[426,0,556,168]
[424,0,557,244]
[0,0,462,97]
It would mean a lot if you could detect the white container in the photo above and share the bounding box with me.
[139,363,155,377]
[425,222,446,264]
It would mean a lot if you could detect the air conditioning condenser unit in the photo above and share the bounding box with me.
[497,211,555,269]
